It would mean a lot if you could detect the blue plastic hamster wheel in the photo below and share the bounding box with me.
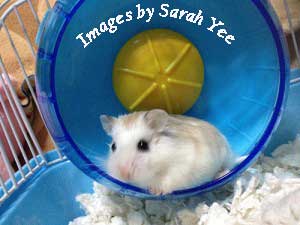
[36,0,290,198]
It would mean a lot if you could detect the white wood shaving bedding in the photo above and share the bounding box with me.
[69,135,300,225]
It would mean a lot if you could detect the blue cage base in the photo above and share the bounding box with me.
[0,153,94,225]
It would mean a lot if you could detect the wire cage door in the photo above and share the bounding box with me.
[0,0,63,203]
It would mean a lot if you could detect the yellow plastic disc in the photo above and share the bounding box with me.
[113,29,204,114]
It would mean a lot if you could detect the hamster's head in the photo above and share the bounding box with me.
[100,109,173,188]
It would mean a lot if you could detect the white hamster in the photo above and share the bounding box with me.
[100,109,238,195]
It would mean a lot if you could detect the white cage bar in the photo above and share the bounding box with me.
[0,0,62,203]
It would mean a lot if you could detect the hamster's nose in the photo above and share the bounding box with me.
[118,165,130,180]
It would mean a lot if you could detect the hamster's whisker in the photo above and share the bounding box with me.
[86,157,107,164]
[86,154,107,159]
[131,163,137,178]
[82,163,103,167]
[78,148,103,157]
[82,157,107,167]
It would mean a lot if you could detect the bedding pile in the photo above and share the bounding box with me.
[70,136,300,225]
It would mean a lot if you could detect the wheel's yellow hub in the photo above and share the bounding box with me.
[113,29,204,114]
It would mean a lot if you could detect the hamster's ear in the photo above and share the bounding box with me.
[100,115,116,135]
[144,109,168,131]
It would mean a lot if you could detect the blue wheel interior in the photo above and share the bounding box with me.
[36,0,290,198]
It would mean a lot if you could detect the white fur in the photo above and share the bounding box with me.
[101,110,235,195]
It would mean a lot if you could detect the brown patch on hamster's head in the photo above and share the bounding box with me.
[119,112,143,129]
[100,109,169,132]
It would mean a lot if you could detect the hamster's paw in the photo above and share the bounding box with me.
[215,169,230,179]
[149,186,163,195]
[149,185,172,196]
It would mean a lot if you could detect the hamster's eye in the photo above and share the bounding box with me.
[137,140,149,152]
[111,142,116,152]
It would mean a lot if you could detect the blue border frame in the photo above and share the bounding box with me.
[41,0,289,198]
